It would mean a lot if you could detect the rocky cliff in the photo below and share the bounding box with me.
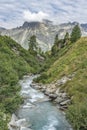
[1,20,87,51]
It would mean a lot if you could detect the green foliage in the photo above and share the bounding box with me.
[37,43,73,83]
[66,102,87,130]
[3,94,23,113]
[51,34,59,55]
[28,35,37,52]
[35,37,87,129]
[71,25,81,43]
[40,37,87,83]
[64,32,70,45]
[0,35,41,129]
[34,73,50,83]
[54,34,59,45]
[51,33,70,56]
[51,44,59,55]
[0,110,10,130]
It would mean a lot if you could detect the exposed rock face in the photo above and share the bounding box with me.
[8,114,32,130]
[32,73,75,111]
[1,20,87,51]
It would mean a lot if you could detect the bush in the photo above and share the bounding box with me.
[66,102,87,130]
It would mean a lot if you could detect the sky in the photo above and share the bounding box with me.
[0,0,87,29]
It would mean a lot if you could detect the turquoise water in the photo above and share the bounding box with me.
[17,76,72,130]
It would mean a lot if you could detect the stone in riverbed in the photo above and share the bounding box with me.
[56,92,67,98]
[54,97,65,104]
[41,88,46,93]
[58,105,68,111]
[30,84,40,90]
[16,118,29,128]
[49,94,58,100]
[61,92,67,98]
[8,114,18,130]
[55,88,60,95]
[8,122,19,130]
[8,114,31,130]
[56,76,71,86]
[60,99,71,106]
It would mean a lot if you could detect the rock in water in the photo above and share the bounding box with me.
[8,114,19,130]
[16,118,27,127]
[8,114,31,130]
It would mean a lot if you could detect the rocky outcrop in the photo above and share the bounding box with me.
[32,83,71,110]
[8,114,32,130]
[1,21,87,51]
[32,74,75,111]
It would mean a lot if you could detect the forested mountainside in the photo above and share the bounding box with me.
[0,35,42,129]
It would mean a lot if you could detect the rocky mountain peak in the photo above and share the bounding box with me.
[22,21,42,29]
[42,19,53,25]
[1,21,87,51]
[0,27,6,31]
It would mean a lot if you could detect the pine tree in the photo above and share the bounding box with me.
[71,25,81,43]
[51,34,64,55]
[54,34,59,45]
[28,35,37,51]
[51,44,58,55]
[64,32,70,45]
[51,34,59,55]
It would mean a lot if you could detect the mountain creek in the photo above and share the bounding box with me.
[8,75,72,130]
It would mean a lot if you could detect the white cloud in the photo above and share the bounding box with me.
[23,10,49,22]
[0,0,87,28]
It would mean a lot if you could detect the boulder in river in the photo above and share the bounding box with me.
[60,99,71,106]
[54,97,65,104]
[49,94,58,100]
[8,114,31,130]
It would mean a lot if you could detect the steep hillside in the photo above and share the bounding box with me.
[36,37,87,130]
[0,36,41,129]
[39,37,87,82]
[1,21,87,51]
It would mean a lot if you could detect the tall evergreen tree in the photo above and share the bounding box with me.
[51,44,58,55]
[51,34,64,55]
[71,25,81,43]
[64,32,70,45]
[54,34,59,45]
[28,35,37,51]
[51,34,59,55]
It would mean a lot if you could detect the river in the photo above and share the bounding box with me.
[16,75,72,130]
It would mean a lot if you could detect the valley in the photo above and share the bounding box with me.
[0,22,87,130]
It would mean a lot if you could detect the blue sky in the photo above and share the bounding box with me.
[0,0,87,28]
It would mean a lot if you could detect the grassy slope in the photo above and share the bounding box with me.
[35,43,73,78]
[46,37,87,83]
[36,37,87,130]
[0,36,41,129]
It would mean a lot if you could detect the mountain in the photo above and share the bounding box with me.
[1,20,87,51]
[81,23,87,32]
[0,27,6,32]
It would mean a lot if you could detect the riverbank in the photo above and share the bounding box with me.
[8,75,72,130]
[31,74,75,112]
